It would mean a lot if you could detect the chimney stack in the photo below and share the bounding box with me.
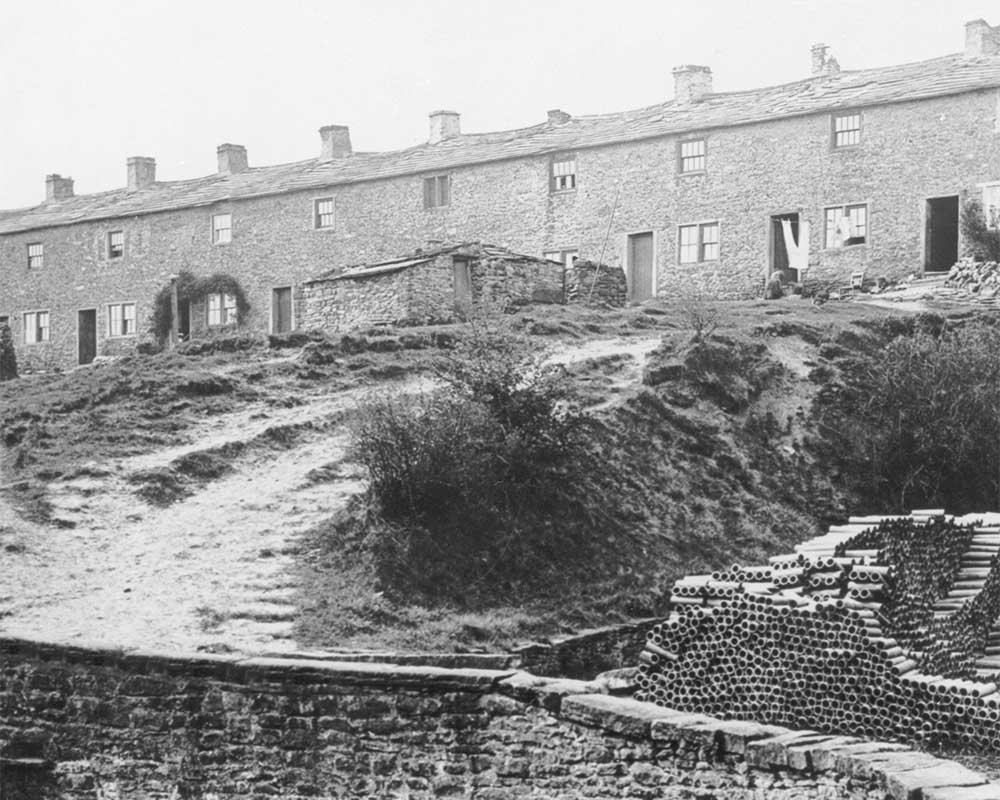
[319,125,352,160]
[126,156,156,192]
[811,43,841,76]
[547,109,572,125]
[429,110,461,144]
[217,143,248,174]
[966,19,1000,57]
[45,174,74,202]
[672,65,713,104]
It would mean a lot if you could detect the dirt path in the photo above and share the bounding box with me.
[0,337,658,654]
[0,385,369,654]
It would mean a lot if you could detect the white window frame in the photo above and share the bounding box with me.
[423,175,451,209]
[212,213,232,244]
[824,203,869,248]
[679,138,707,174]
[832,112,862,148]
[982,182,1000,229]
[314,197,335,229]
[678,221,720,264]
[108,230,124,259]
[107,302,137,337]
[23,309,50,344]
[207,292,238,327]
[26,243,43,269]
[550,154,577,192]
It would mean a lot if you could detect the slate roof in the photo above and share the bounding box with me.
[307,242,553,283]
[4,52,1000,236]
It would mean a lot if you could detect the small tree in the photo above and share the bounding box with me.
[961,198,1000,262]
[0,323,17,381]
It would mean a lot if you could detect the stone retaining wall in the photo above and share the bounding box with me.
[1,636,997,799]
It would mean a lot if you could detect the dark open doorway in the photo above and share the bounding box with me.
[177,300,191,340]
[77,309,96,365]
[925,195,960,273]
[770,213,800,284]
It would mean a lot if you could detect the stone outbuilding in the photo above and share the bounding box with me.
[298,242,571,331]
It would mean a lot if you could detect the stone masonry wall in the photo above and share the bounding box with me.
[2,88,1000,368]
[1,637,997,799]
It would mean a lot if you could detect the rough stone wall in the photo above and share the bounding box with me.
[2,637,995,800]
[298,254,564,333]
[3,89,1000,368]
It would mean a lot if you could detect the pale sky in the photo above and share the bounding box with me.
[0,0,994,209]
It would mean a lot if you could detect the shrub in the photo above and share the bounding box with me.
[150,271,251,342]
[961,198,1000,262]
[350,317,592,600]
[0,323,17,381]
[821,319,1000,512]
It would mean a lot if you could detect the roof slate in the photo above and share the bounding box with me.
[4,53,1000,236]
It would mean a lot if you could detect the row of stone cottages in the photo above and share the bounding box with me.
[2,18,1000,368]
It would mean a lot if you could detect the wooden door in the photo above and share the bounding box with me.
[272,287,293,333]
[453,260,472,312]
[627,232,654,302]
[77,309,96,365]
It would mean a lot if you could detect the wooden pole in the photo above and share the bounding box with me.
[169,275,179,348]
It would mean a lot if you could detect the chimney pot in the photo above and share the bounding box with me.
[811,43,840,76]
[217,143,248,174]
[547,109,572,124]
[319,125,352,160]
[672,65,713,104]
[45,174,74,202]
[429,110,461,144]
[126,156,156,192]
[966,19,1000,57]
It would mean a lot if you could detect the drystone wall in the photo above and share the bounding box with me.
[1,636,996,799]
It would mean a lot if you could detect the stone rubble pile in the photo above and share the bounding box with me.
[946,257,1000,298]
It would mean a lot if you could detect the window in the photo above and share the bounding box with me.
[824,204,868,248]
[212,213,232,244]
[679,139,707,173]
[984,184,1000,228]
[543,249,579,267]
[107,302,136,337]
[833,113,861,148]
[207,292,237,326]
[423,175,451,208]
[108,231,124,259]
[678,222,720,263]
[550,155,577,192]
[26,243,43,269]
[23,310,50,344]
[314,198,335,228]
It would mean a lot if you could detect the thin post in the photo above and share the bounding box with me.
[169,275,179,348]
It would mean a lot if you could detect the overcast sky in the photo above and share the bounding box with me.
[0,1,993,209]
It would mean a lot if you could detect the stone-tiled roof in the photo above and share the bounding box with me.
[308,242,552,283]
[4,53,1000,235]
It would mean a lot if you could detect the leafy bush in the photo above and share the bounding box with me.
[0,323,17,381]
[350,317,593,601]
[961,198,1000,262]
[820,319,1000,512]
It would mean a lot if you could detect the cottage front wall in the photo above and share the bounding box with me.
[3,88,1000,367]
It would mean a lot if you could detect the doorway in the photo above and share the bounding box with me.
[627,231,654,302]
[770,213,801,284]
[925,195,960,273]
[272,287,293,333]
[453,258,472,313]
[77,309,97,365]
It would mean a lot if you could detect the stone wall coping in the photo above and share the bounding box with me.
[4,635,1000,798]
[555,694,1000,800]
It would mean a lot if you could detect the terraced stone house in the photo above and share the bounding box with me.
[3,19,1000,369]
